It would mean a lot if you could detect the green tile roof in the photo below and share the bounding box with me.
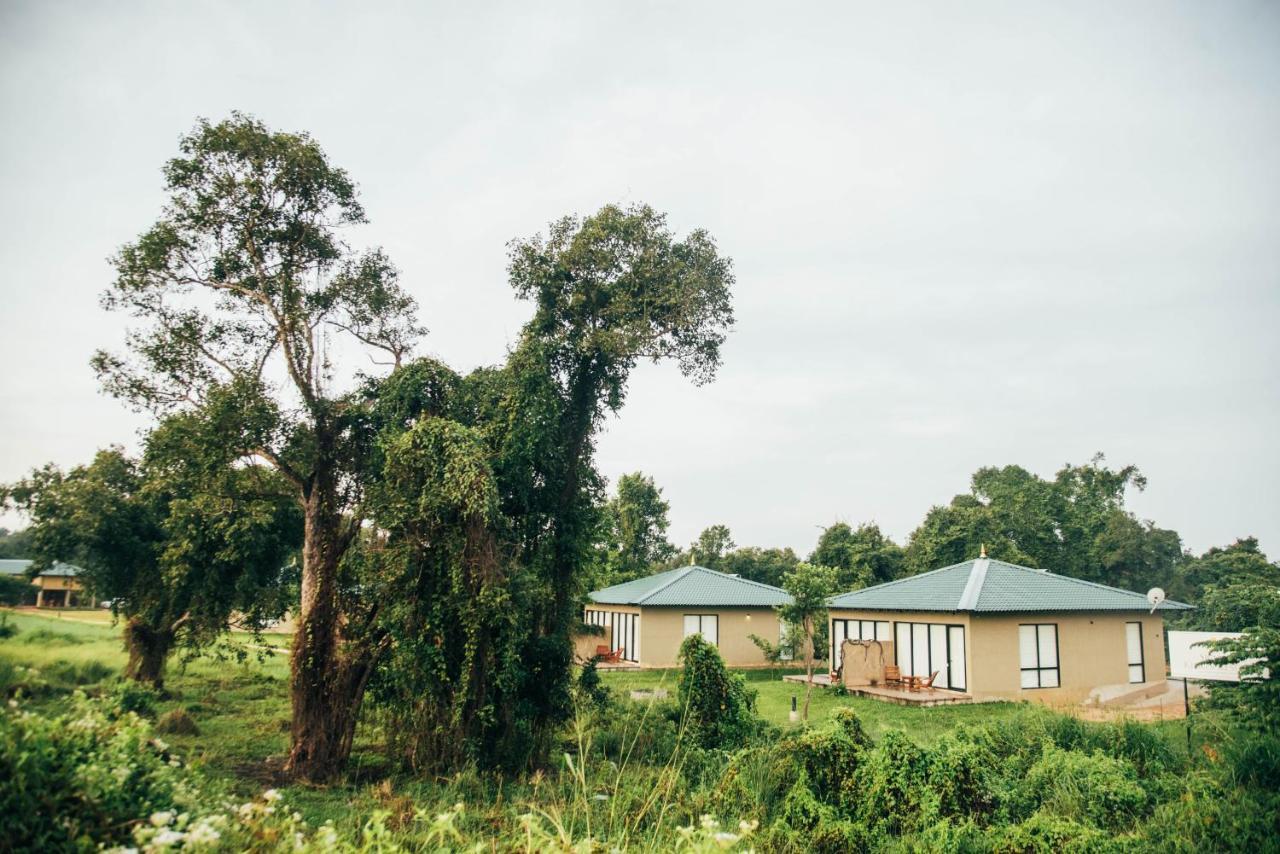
[589,565,793,608]
[0,559,81,578]
[828,557,1192,613]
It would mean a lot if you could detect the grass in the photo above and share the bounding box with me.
[0,606,1225,848]
[597,666,1028,742]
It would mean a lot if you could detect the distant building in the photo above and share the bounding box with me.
[828,555,1192,703]
[584,565,793,667]
[0,559,86,608]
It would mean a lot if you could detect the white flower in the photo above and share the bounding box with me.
[262,788,282,802]
[149,811,174,827]
[186,821,221,845]
[7,699,16,708]
[713,832,740,848]
[150,828,186,848]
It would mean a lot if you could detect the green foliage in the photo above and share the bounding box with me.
[677,634,764,750]
[0,527,33,558]
[1172,537,1280,606]
[1019,744,1148,830]
[690,524,735,570]
[903,454,1180,592]
[1201,626,1280,733]
[0,575,37,606]
[594,472,678,586]
[0,614,16,640]
[109,679,162,717]
[810,522,904,588]
[576,658,611,710]
[1191,578,1280,632]
[721,545,801,588]
[3,432,300,687]
[0,694,200,851]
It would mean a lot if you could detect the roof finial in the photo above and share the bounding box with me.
[979,543,988,559]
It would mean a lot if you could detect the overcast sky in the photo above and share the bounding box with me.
[2,1,1278,560]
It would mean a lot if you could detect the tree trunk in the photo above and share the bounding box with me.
[802,617,814,722]
[283,476,376,782]
[123,617,173,688]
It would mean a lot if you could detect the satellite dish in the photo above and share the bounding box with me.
[1146,587,1166,614]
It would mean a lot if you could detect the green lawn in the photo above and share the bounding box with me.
[599,666,1028,742]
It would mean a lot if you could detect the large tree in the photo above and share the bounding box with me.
[1170,537,1280,606]
[3,415,300,686]
[364,205,734,771]
[94,114,424,778]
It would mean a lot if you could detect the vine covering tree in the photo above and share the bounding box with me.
[95,113,734,779]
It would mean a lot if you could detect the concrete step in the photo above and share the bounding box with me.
[1087,681,1169,707]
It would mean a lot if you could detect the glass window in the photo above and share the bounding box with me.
[1019,623,1060,688]
[1126,622,1145,684]
[683,614,718,645]
[896,622,914,676]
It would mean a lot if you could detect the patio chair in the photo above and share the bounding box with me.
[883,664,902,686]
[595,645,625,664]
[909,670,940,692]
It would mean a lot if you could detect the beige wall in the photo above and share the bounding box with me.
[969,612,1166,704]
[640,606,783,668]
[831,608,1167,704]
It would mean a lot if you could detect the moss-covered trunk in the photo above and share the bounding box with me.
[123,617,173,688]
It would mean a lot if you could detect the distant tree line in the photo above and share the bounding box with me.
[591,454,1279,619]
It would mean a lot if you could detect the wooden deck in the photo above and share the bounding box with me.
[783,673,979,706]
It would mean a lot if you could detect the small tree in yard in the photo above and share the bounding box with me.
[779,561,838,722]
[677,634,760,749]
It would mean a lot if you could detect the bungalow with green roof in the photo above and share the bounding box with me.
[0,559,86,607]
[828,554,1191,704]
[584,564,793,667]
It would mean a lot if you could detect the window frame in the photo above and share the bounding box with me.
[1018,622,1061,689]
[1125,621,1145,684]
[683,613,719,646]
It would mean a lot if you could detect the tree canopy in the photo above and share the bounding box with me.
[3,416,300,685]
[593,472,677,587]
[902,454,1181,593]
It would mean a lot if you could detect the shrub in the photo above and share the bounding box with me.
[155,708,200,736]
[576,657,611,709]
[0,693,200,850]
[676,634,764,750]
[0,576,37,606]
[0,614,17,639]
[1020,744,1147,831]
[109,679,161,717]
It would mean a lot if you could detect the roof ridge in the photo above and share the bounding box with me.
[956,557,989,609]
[635,565,698,604]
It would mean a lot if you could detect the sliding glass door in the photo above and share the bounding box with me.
[894,621,967,691]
